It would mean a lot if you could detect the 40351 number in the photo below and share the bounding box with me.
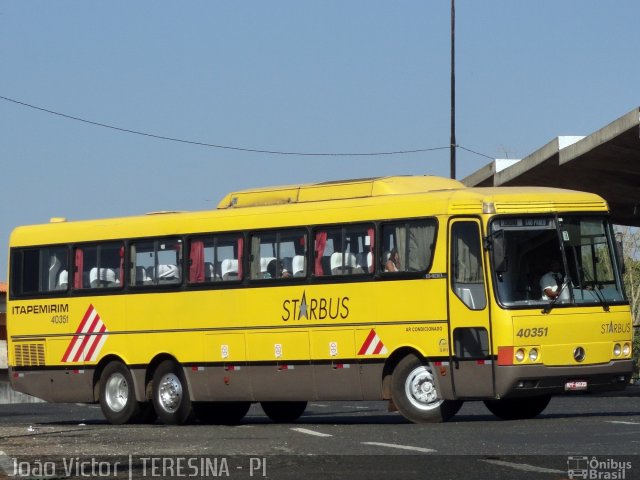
[516,327,548,338]
[50,315,69,324]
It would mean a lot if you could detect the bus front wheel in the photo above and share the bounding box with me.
[260,401,307,423]
[483,395,551,420]
[100,361,155,425]
[152,360,194,425]
[391,354,462,423]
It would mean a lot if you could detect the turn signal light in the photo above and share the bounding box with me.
[497,346,514,366]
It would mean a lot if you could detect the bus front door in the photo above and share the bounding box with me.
[447,219,495,398]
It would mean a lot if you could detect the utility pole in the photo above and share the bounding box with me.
[450,0,456,180]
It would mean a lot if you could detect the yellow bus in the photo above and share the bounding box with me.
[6,176,634,425]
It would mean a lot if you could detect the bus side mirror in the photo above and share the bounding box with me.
[492,232,508,273]
[615,235,626,274]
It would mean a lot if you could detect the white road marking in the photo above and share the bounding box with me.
[0,450,15,476]
[480,459,565,474]
[290,427,333,437]
[309,404,329,408]
[606,420,640,425]
[361,442,436,453]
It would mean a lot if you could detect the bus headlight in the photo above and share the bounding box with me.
[613,344,622,357]
[515,349,525,362]
[622,343,631,356]
[529,348,539,362]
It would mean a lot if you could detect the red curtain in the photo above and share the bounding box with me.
[119,246,125,284]
[367,227,375,273]
[314,231,327,276]
[237,237,244,278]
[74,249,84,289]
[189,240,205,283]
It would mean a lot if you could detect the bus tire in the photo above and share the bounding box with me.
[483,395,551,420]
[391,354,462,423]
[152,360,194,425]
[193,402,251,425]
[100,361,151,425]
[260,401,307,423]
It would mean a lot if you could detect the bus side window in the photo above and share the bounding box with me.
[250,230,307,280]
[381,219,437,273]
[451,222,486,310]
[130,239,182,287]
[188,234,243,284]
[314,225,373,277]
[454,327,489,359]
[75,243,124,290]
[10,247,69,296]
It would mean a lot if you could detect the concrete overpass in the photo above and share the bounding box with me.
[463,107,640,226]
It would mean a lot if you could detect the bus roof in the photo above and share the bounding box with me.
[217,176,465,209]
[9,176,608,247]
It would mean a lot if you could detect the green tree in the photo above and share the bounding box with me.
[617,226,640,381]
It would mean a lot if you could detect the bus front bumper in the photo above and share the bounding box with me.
[494,360,634,399]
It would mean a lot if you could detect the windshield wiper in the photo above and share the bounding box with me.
[579,269,610,312]
[542,277,569,314]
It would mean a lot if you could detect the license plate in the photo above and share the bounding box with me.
[565,380,588,391]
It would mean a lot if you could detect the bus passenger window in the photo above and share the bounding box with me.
[381,219,437,274]
[74,242,124,290]
[250,230,306,280]
[130,239,182,287]
[314,225,373,276]
[188,234,243,284]
[11,247,69,295]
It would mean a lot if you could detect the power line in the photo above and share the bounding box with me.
[0,95,446,157]
[0,94,494,160]
[457,144,494,160]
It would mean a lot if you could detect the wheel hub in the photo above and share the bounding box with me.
[105,373,129,413]
[405,366,443,411]
[158,373,182,413]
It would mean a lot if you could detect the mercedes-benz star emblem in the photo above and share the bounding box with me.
[573,347,586,362]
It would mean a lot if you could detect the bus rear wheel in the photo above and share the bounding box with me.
[391,354,462,423]
[483,395,551,420]
[152,360,194,425]
[100,361,155,425]
[193,402,251,425]
[260,401,307,423]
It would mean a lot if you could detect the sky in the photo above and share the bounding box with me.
[1,1,639,278]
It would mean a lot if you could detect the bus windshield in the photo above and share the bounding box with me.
[489,215,626,308]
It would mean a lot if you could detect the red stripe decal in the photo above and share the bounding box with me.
[72,314,102,362]
[357,329,377,355]
[83,324,107,361]
[61,305,95,362]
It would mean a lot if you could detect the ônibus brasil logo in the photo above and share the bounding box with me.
[61,305,109,363]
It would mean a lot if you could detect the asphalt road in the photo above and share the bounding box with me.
[0,393,639,479]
